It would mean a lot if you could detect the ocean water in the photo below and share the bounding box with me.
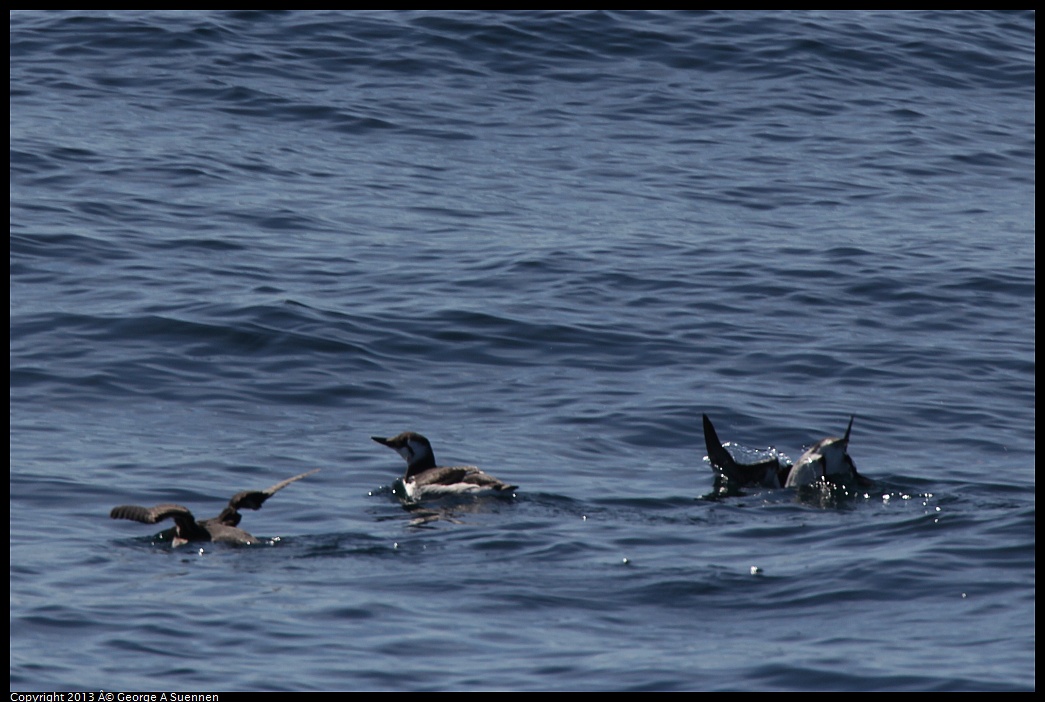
[9,10,1034,691]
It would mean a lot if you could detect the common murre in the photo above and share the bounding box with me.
[371,432,517,501]
[110,469,319,546]
[702,414,871,491]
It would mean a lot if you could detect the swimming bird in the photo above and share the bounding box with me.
[702,414,871,490]
[371,432,517,501]
[110,469,320,546]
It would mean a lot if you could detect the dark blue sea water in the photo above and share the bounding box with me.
[10,10,1035,692]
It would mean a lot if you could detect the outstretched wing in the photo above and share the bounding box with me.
[110,503,204,539]
[226,469,321,512]
[110,503,194,524]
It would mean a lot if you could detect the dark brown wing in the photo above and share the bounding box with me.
[416,466,516,491]
[225,469,321,512]
[459,468,516,491]
[110,503,207,541]
[110,503,194,524]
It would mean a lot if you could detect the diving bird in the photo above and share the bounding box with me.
[702,414,871,490]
